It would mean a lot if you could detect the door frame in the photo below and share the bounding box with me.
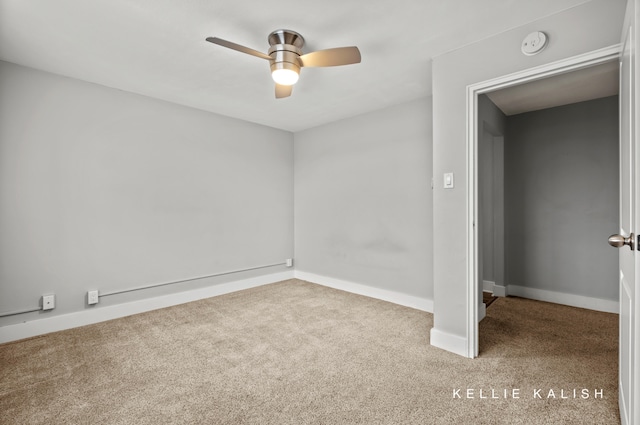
[465,44,622,358]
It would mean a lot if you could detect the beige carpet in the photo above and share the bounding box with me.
[0,279,619,424]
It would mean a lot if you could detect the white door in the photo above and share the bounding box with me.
[614,2,638,423]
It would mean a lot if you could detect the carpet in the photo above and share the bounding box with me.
[0,279,619,424]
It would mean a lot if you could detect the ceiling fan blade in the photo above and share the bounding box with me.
[205,37,272,60]
[275,84,293,99]
[299,46,361,67]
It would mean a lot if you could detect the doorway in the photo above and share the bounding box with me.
[477,64,619,322]
[465,45,622,358]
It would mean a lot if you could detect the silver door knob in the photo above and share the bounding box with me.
[608,233,635,250]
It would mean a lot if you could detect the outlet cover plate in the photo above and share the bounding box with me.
[88,290,99,305]
[42,294,55,310]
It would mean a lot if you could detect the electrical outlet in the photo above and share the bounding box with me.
[42,294,55,311]
[87,290,99,305]
[286,258,293,267]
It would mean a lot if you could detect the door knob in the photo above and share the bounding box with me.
[608,233,635,250]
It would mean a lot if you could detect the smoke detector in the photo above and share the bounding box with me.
[521,31,548,56]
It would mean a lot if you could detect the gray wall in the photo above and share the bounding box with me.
[0,61,294,325]
[431,0,625,345]
[505,95,619,301]
[294,98,433,300]
[478,94,507,291]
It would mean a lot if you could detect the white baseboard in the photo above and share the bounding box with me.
[478,302,487,322]
[0,271,295,344]
[482,280,495,292]
[507,285,618,314]
[294,271,433,313]
[429,327,470,358]
[493,285,508,297]
[483,280,507,297]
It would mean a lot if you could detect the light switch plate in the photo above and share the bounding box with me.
[444,172,454,189]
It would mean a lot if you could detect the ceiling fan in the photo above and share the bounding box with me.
[205,29,361,99]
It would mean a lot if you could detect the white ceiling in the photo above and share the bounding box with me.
[486,60,619,115]
[0,0,595,132]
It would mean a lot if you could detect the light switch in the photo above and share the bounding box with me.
[444,172,454,189]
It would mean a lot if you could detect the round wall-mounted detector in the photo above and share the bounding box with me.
[521,31,548,56]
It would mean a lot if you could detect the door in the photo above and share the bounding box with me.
[612,2,638,423]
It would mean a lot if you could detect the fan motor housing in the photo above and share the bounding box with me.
[268,44,302,73]
[267,29,304,73]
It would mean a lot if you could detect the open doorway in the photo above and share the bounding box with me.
[464,45,622,359]
[477,59,620,325]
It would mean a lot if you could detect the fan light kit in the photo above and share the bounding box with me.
[272,68,299,86]
[206,29,361,98]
